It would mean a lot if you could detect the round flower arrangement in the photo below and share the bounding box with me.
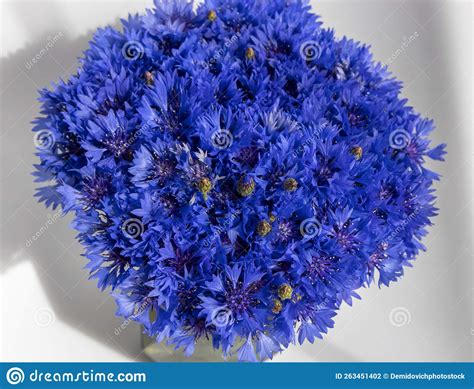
[33,0,445,361]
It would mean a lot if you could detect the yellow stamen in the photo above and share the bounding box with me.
[256,220,272,237]
[245,47,255,60]
[351,146,363,160]
[237,176,255,197]
[278,284,293,300]
[144,71,154,86]
[197,177,212,200]
[283,178,298,192]
[272,299,282,314]
[293,293,302,302]
[207,10,217,22]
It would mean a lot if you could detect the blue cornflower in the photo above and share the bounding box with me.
[33,0,445,361]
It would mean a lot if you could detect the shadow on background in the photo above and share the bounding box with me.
[0,10,149,360]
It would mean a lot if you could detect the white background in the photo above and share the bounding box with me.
[0,0,472,362]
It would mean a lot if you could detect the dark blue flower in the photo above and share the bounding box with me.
[33,0,446,361]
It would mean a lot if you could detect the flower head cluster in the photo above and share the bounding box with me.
[33,0,445,361]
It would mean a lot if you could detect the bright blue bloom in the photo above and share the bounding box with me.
[33,0,445,361]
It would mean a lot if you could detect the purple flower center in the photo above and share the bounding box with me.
[224,281,261,314]
[306,255,339,283]
[103,127,130,157]
[82,176,110,206]
[277,220,297,243]
[152,157,176,182]
[165,250,193,274]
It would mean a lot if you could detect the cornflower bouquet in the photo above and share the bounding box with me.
[33,0,445,361]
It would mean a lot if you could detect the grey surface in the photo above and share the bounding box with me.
[0,0,472,362]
